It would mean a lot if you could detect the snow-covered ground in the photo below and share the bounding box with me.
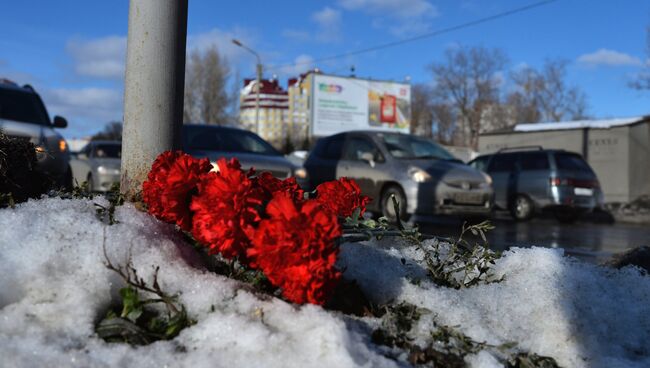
[1,197,650,368]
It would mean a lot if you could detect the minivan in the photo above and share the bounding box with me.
[468,147,604,222]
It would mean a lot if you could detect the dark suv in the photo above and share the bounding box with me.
[0,79,70,187]
[468,147,604,222]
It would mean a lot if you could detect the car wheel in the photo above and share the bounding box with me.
[510,194,534,221]
[555,211,579,224]
[381,185,407,224]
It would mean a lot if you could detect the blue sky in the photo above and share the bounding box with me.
[1,0,648,139]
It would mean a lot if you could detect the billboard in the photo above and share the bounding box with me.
[311,74,411,136]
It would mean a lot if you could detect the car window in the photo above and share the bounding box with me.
[321,137,345,160]
[380,134,454,160]
[93,144,121,158]
[0,89,50,126]
[183,126,279,156]
[488,154,517,172]
[520,152,549,171]
[469,156,490,172]
[342,137,383,162]
[554,152,593,173]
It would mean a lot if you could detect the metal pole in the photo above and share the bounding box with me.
[231,39,262,136]
[121,0,188,200]
[255,62,262,136]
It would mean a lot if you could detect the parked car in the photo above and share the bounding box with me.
[468,147,604,222]
[70,141,121,192]
[182,124,308,186]
[303,131,493,222]
[0,78,70,187]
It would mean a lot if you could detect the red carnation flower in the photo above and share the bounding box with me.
[246,193,342,305]
[254,171,304,202]
[190,158,264,259]
[142,151,213,231]
[315,177,371,218]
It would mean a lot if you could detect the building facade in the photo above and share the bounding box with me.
[479,116,650,203]
[239,78,289,149]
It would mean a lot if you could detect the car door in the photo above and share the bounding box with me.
[304,135,345,188]
[486,153,518,210]
[69,144,93,186]
[337,135,385,200]
[517,152,551,204]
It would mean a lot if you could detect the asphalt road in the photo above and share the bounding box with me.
[414,212,650,263]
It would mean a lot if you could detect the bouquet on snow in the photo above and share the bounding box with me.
[142,151,370,306]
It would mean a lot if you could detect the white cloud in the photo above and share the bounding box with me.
[66,36,127,79]
[312,7,342,43]
[275,54,316,77]
[312,7,342,28]
[340,0,438,19]
[42,87,122,122]
[187,27,257,62]
[339,0,438,36]
[577,49,642,67]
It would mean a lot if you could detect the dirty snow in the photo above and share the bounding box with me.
[1,197,649,367]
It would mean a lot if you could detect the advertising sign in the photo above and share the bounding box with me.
[311,74,410,136]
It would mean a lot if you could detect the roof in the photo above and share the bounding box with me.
[513,116,649,132]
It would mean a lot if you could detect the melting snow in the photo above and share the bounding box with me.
[1,197,649,367]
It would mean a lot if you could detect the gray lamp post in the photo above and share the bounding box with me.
[232,39,262,136]
[121,0,188,200]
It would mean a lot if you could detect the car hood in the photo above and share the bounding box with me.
[186,150,296,178]
[410,158,487,185]
[0,119,44,143]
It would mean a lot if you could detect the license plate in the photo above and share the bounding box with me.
[454,192,483,204]
[574,187,593,196]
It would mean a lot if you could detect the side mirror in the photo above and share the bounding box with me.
[360,152,375,168]
[77,152,88,160]
[53,116,68,128]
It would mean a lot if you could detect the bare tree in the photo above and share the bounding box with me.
[183,46,231,124]
[91,121,123,141]
[430,100,456,145]
[410,83,434,138]
[429,46,508,149]
[630,27,650,90]
[507,60,588,123]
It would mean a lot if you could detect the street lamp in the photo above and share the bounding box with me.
[232,39,262,136]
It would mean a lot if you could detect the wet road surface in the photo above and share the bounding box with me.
[414,212,650,263]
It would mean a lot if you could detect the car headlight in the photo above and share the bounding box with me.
[97,166,120,175]
[293,168,308,179]
[34,145,47,160]
[408,167,432,183]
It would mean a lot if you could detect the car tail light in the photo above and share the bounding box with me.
[550,178,599,188]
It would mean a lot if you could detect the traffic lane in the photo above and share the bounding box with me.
[414,214,650,263]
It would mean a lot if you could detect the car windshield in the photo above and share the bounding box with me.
[0,88,50,125]
[183,126,280,156]
[94,144,121,158]
[555,152,594,173]
[381,134,455,160]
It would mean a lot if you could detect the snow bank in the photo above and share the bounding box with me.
[1,198,649,367]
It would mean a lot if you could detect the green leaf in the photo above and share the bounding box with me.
[120,287,143,322]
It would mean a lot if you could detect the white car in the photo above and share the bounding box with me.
[70,141,121,192]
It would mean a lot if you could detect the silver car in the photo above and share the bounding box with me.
[304,131,493,222]
[70,141,121,192]
[182,124,308,186]
[0,79,70,187]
